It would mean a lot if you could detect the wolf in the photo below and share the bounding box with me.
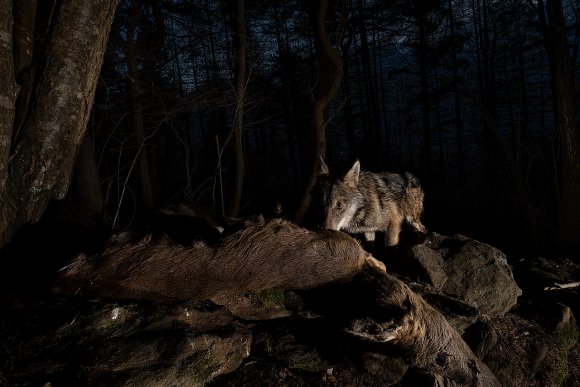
[318,159,426,247]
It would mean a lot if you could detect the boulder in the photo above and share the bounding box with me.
[210,289,291,320]
[0,298,251,386]
[399,232,522,316]
[406,279,482,334]
[483,305,578,386]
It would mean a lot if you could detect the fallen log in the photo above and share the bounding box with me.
[54,217,385,302]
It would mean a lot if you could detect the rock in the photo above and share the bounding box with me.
[214,322,410,386]
[210,289,291,320]
[360,351,408,385]
[462,319,498,359]
[565,344,580,386]
[251,325,338,372]
[397,366,464,387]
[407,279,481,334]
[87,329,251,386]
[483,307,579,387]
[285,343,334,372]
[0,298,251,386]
[513,256,580,320]
[399,232,522,316]
[86,300,234,333]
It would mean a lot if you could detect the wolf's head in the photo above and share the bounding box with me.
[318,159,364,231]
[403,172,426,234]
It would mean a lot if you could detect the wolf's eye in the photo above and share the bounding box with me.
[336,201,343,210]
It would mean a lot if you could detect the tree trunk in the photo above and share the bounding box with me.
[125,0,154,210]
[229,0,247,217]
[73,130,104,219]
[540,0,580,248]
[0,0,119,248]
[294,0,344,223]
[472,0,497,171]
[418,14,432,176]
[448,0,464,180]
[356,0,379,159]
[342,37,356,160]
[0,1,18,195]
[12,0,37,140]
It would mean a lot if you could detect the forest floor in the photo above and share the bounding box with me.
[0,221,579,386]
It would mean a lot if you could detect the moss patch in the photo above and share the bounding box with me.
[255,289,286,309]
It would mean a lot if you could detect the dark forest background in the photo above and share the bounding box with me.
[61,0,580,254]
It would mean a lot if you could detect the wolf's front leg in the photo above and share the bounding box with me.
[364,232,376,242]
[385,222,401,247]
[361,232,377,255]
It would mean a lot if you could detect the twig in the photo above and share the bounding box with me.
[544,282,580,291]
[216,135,225,217]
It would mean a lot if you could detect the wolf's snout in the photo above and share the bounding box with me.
[324,218,339,231]
[416,223,427,234]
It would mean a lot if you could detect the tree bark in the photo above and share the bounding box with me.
[229,0,247,217]
[12,0,37,141]
[0,0,119,248]
[0,1,17,191]
[12,0,36,76]
[539,0,580,249]
[294,0,344,223]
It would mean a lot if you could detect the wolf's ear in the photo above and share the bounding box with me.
[344,160,361,186]
[318,156,329,176]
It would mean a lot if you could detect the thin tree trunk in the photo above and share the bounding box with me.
[377,40,390,157]
[229,0,247,217]
[448,0,464,180]
[472,0,497,172]
[356,0,379,159]
[435,84,444,176]
[0,0,119,247]
[74,129,105,218]
[125,0,154,210]
[418,14,432,176]
[539,0,580,248]
[294,0,344,223]
[342,37,356,159]
[353,37,368,149]
[516,10,528,156]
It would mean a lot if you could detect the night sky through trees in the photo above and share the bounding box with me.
[84,0,580,253]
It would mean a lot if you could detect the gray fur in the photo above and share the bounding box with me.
[320,160,426,246]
